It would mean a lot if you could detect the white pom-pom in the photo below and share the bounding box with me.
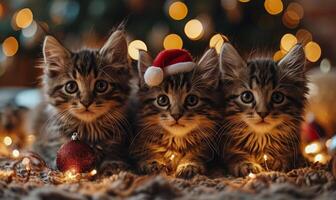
[144,66,164,87]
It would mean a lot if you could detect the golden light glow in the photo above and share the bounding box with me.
[0,3,4,18]
[65,169,78,180]
[90,169,97,176]
[209,34,229,53]
[304,142,321,154]
[15,8,33,28]
[273,50,285,61]
[248,172,256,178]
[168,1,188,21]
[287,2,304,19]
[128,40,147,60]
[239,0,251,2]
[263,154,268,161]
[264,0,283,15]
[280,34,297,52]
[304,41,321,62]
[2,36,19,57]
[296,29,312,45]
[12,149,20,158]
[170,154,175,161]
[163,34,183,50]
[184,19,204,40]
[314,153,326,163]
[3,136,12,146]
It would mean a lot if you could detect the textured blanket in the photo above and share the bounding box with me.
[0,152,335,200]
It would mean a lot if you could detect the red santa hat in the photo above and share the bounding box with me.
[144,49,195,87]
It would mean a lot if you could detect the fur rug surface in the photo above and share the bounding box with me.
[0,153,335,200]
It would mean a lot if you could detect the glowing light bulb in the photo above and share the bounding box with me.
[15,8,33,28]
[2,36,19,57]
[163,34,183,50]
[168,1,188,21]
[273,50,285,61]
[280,34,297,52]
[304,142,321,154]
[264,0,283,15]
[90,169,97,176]
[248,172,256,178]
[263,154,268,161]
[184,19,204,40]
[170,154,175,160]
[3,136,12,146]
[12,149,20,158]
[305,41,321,62]
[128,40,147,60]
[314,153,325,163]
[209,34,229,53]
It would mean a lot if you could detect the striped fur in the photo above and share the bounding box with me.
[130,49,222,178]
[33,30,132,168]
[220,44,308,176]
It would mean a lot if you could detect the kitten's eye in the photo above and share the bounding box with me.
[157,95,169,107]
[95,80,108,93]
[240,91,254,104]
[272,91,285,104]
[185,95,199,107]
[65,81,78,94]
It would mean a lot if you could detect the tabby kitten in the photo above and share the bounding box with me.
[220,43,308,177]
[130,49,222,178]
[33,30,132,170]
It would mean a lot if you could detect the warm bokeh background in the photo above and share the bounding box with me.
[0,0,335,87]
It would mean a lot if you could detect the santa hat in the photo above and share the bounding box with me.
[144,49,195,87]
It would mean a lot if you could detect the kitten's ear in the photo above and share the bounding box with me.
[43,36,71,71]
[137,50,152,84]
[99,30,128,65]
[219,43,246,79]
[196,48,219,87]
[278,44,305,77]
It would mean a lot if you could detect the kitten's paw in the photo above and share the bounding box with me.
[99,160,129,176]
[175,163,204,179]
[232,161,263,177]
[139,160,167,175]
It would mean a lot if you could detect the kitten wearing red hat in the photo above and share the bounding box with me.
[130,48,223,178]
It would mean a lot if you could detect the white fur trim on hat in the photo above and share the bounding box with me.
[144,66,164,87]
[163,61,195,76]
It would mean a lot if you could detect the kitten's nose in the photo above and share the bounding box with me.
[171,113,183,121]
[80,100,93,108]
[257,112,269,119]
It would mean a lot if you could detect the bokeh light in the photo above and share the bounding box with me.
[239,0,251,3]
[128,40,147,60]
[305,41,321,62]
[168,1,188,21]
[296,29,312,45]
[0,3,4,18]
[184,19,204,40]
[163,34,183,50]
[3,136,12,146]
[12,149,20,158]
[264,0,283,15]
[287,2,304,19]
[273,50,285,62]
[320,58,331,73]
[280,33,297,52]
[2,36,19,57]
[15,8,33,28]
[209,34,228,53]
[22,21,38,38]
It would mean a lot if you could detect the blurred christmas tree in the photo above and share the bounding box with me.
[0,0,327,87]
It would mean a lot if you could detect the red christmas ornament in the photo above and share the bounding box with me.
[56,133,96,173]
[301,120,326,143]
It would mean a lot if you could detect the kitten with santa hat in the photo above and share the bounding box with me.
[130,48,222,178]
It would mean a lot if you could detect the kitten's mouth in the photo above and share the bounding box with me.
[255,119,269,125]
[169,122,185,127]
